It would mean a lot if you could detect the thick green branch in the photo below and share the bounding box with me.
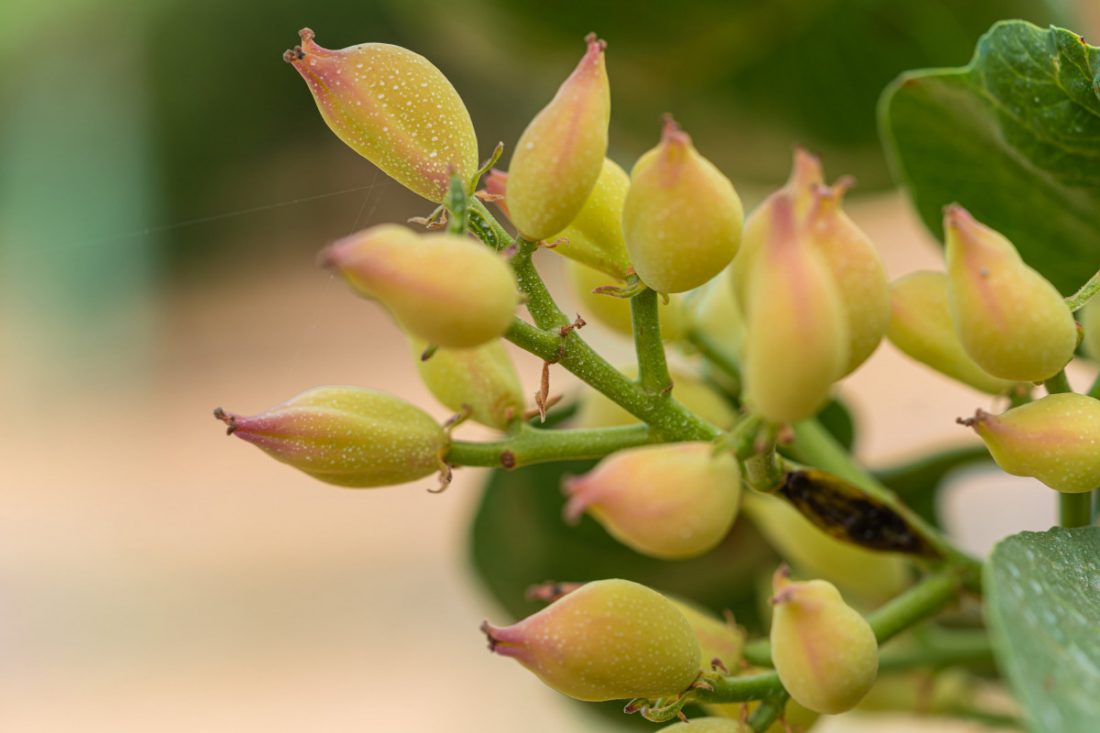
[631,287,672,396]
[446,424,652,470]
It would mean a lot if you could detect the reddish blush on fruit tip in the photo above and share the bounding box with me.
[583,32,608,56]
[561,474,597,524]
[660,114,692,147]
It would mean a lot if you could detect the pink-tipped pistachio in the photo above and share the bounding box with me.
[960,393,1100,494]
[563,443,741,560]
[507,34,610,240]
[481,578,701,701]
[742,194,848,423]
[566,259,687,340]
[805,181,890,375]
[410,339,525,430]
[214,386,446,488]
[730,147,824,314]
[944,205,1076,382]
[623,117,744,293]
[322,225,519,348]
[887,271,1013,394]
[770,568,878,714]
[1082,297,1100,361]
[743,492,910,604]
[575,365,737,431]
[284,29,478,203]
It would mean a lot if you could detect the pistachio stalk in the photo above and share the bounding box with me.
[631,287,673,396]
[446,423,653,469]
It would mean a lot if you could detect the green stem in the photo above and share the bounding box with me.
[631,288,672,396]
[503,242,716,441]
[687,328,742,397]
[446,424,652,469]
[1064,268,1100,312]
[748,694,788,732]
[876,630,994,673]
[786,420,982,577]
[1044,369,1072,395]
[1060,492,1092,528]
[467,198,511,251]
[693,672,781,704]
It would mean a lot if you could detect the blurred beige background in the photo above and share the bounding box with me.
[3,1,1098,730]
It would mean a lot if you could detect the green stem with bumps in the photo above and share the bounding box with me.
[631,287,673,396]
[1064,268,1100,312]
[446,424,653,469]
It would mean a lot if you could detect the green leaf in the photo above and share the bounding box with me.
[880,21,1100,293]
[985,527,1100,733]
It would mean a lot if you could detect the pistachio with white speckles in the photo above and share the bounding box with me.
[961,393,1100,494]
[623,117,743,294]
[214,386,447,488]
[410,338,525,430]
[944,205,1076,382]
[770,569,878,714]
[322,224,519,348]
[284,28,478,203]
[563,443,741,560]
[507,34,610,240]
[481,578,701,701]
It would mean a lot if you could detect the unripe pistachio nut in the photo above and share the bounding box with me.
[944,205,1076,382]
[322,225,519,348]
[770,569,878,714]
[410,338,525,429]
[659,719,752,733]
[623,117,743,293]
[667,598,745,673]
[742,194,848,423]
[481,578,701,701]
[507,34,610,240]
[961,392,1100,494]
[214,386,447,488]
[563,442,741,559]
[284,29,478,203]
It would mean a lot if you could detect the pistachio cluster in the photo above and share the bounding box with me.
[214,27,1100,732]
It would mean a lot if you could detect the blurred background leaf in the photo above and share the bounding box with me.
[880,21,1100,294]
